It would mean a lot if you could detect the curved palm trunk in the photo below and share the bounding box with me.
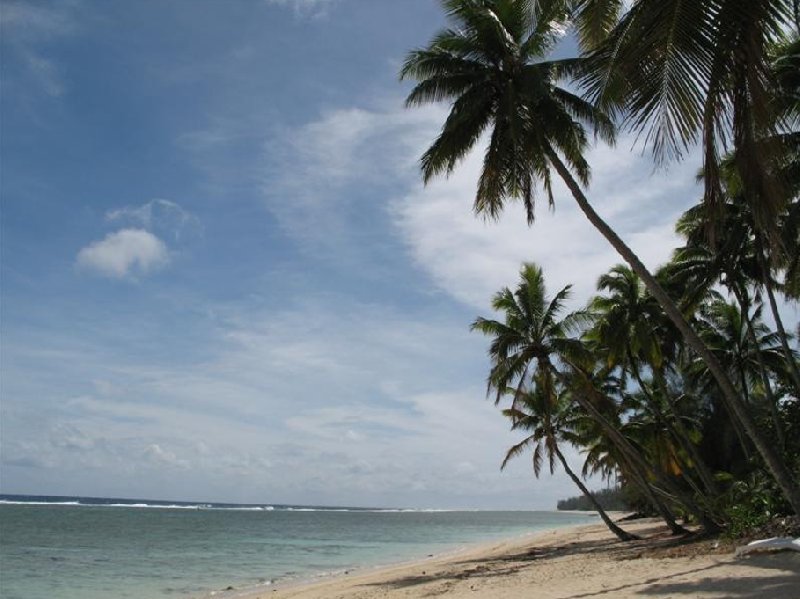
[732,286,787,452]
[607,415,717,532]
[650,383,719,503]
[547,149,800,515]
[614,444,688,535]
[564,377,689,534]
[756,248,800,396]
[630,360,720,500]
[554,446,639,541]
[650,372,720,498]
[764,276,800,394]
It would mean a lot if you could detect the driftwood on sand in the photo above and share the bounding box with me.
[735,537,800,557]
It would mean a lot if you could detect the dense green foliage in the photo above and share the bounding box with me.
[556,487,631,512]
[403,0,800,536]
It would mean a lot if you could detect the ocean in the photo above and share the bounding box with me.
[0,495,596,599]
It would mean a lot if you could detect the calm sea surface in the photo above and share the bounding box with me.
[0,495,596,599]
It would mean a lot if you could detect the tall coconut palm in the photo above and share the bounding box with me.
[402,0,800,512]
[501,382,638,541]
[584,0,800,463]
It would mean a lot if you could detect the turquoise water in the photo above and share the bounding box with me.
[0,497,596,599]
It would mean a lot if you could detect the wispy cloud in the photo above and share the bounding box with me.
[260,102,445,259]
[76,228,169,279]
[22,52,64,97]
[1,0,80,97]
[0,1,77,37]
[259,95,700,311]
[263,0,341,18]
[1,0,722,509]
[106,199,202,242]
[1,289,579,507]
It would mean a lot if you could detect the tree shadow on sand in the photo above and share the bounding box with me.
[568,555,798,598]
[636,552,800,599]
[638,573,799,598]
[360,522,799,596]
[358,523,666,591]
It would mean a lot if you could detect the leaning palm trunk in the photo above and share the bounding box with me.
[732,286,788,452]
[547,148,800,515]
[564,374,689,534]
[763,278,800,393]
[650,372,721,500]
[755,245,800,396]
[554,447,639,541]
[577,380,718,532]
[630,371,711,499]
[628,357,720,501]
[621,425,719,532]
[611,441,687,535]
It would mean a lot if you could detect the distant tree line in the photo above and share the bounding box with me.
[557,488,631,512]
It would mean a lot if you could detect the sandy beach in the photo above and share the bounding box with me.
[240,518,800,599]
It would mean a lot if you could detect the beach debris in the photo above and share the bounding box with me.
[735,537,800,557]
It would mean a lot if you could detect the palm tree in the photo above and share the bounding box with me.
[472,262,694,532]
[470,262,587,405]
[671,192,800,439]
[564,365,693,533]
[401,0,800,512]
[588,265,720,499]
[583,0,800,469]
[692,298,793,432]
[501,381,639,541]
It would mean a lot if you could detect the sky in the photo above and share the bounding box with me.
[3,0,791,510]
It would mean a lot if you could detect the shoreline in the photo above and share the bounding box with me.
[222,516,799,599]
[206,514,604,599]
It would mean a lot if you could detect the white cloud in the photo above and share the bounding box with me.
[76,199,195,280]
[394,138,701,310]
[76,228,169,279]
[6,92,708,507]
[142,444,189,469]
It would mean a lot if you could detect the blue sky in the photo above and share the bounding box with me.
[2,0,780,509]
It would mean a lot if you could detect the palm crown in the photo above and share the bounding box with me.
[400,0,614,224]
[471,262,588,405]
